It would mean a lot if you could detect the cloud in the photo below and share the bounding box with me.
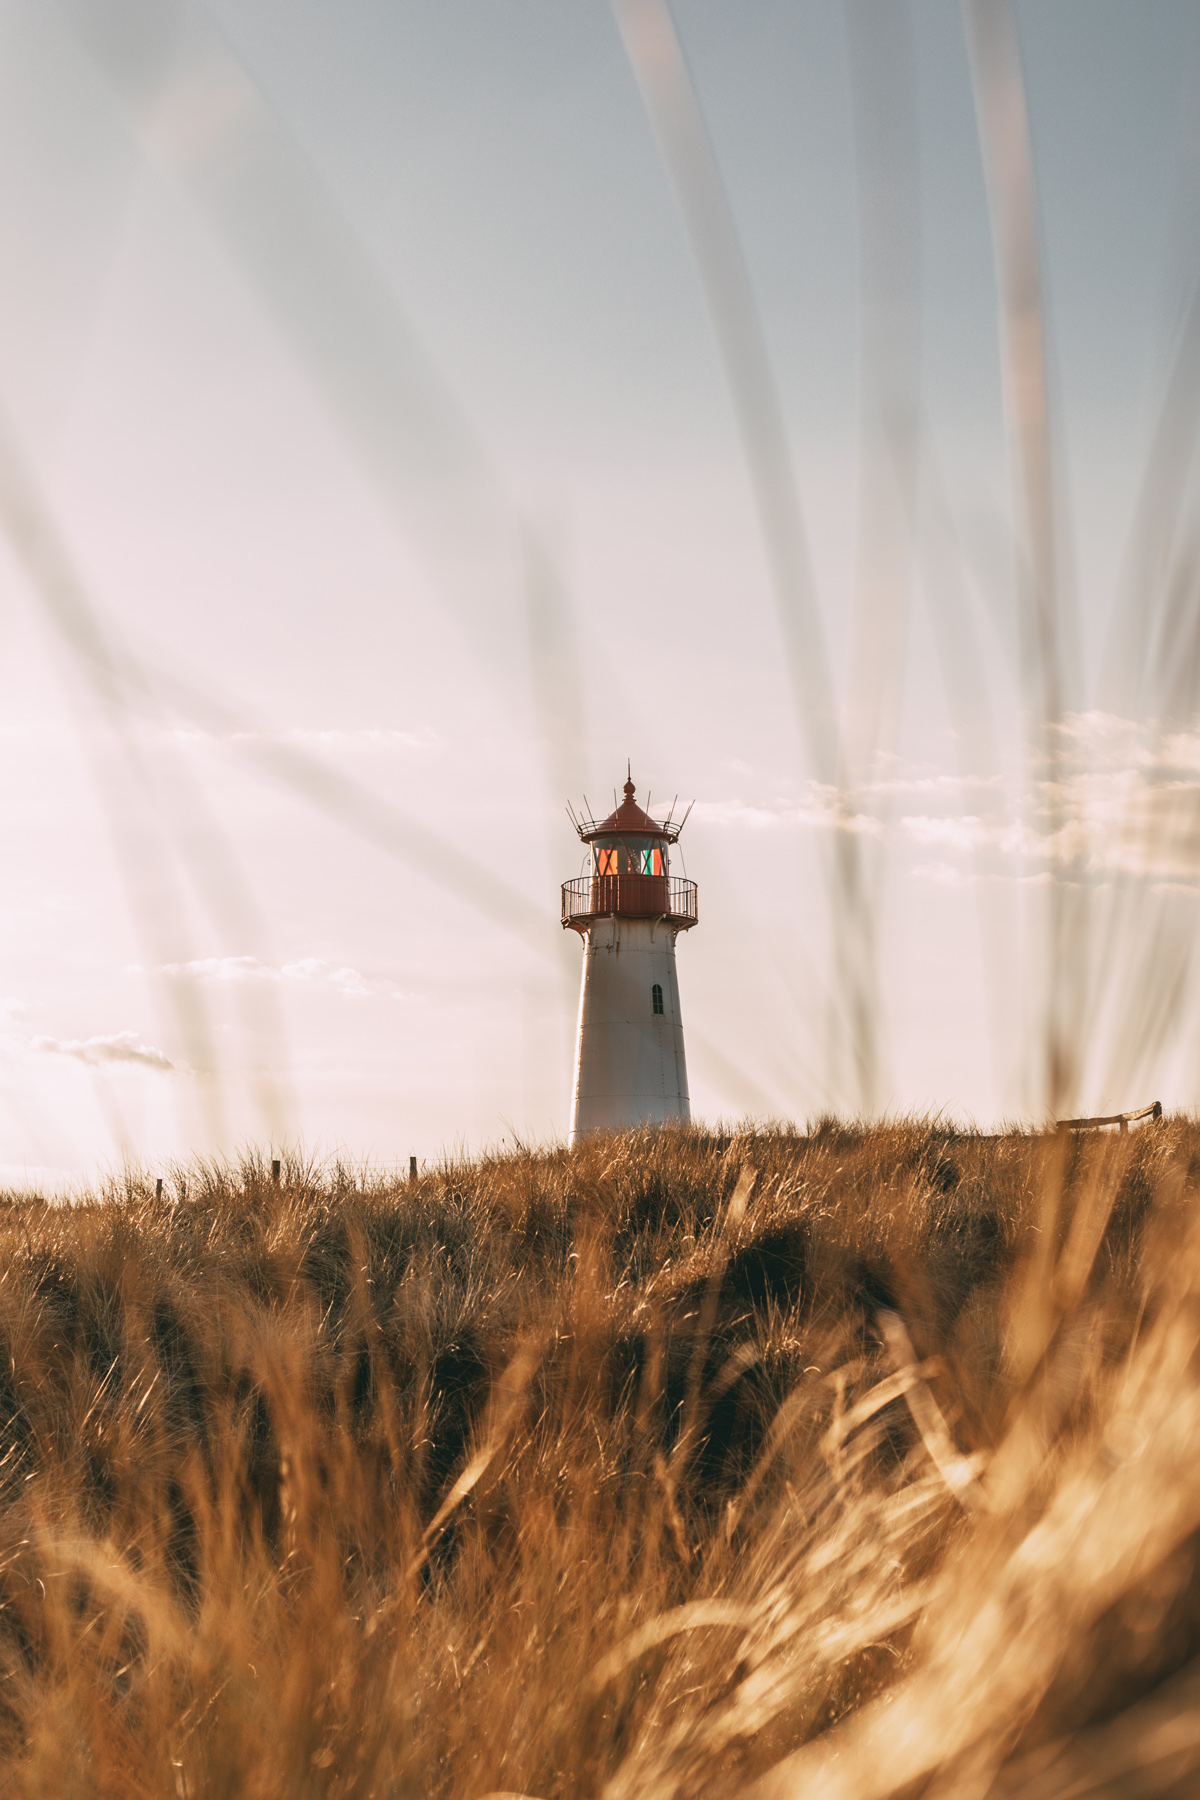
[911,862,976,888]
[695,795,885,836]
[865,772,1004,799]
[34,1032,174,1071]
[149,956,401,999]
[153,955,267,984]
[691,717,1200,885]
[1049,711,1147,767]
[901,815,1037,858]
[278,959,388,998]
[227,726,440,753]
[900,717,1200,882]
[697,773,1005,840]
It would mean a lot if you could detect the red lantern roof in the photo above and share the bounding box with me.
[570,774,692,845]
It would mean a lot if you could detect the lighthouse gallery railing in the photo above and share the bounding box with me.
[561,874,698,929]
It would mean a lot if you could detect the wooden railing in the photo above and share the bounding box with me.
[561,874,698,929]
[1057,1101,1162,1134]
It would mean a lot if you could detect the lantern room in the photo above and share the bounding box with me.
[561,774,697,933]
[592,839,668,879]
[587,780,671,879]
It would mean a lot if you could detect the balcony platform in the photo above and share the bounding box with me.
[561,874,698,933]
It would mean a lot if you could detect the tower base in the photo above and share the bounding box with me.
[569,917,690,1144]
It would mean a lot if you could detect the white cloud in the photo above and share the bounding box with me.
[149,956,402,1000]
[1158,730,1200,774]
[227,726,440,753]
[901,814,1038,858]
[1150,879,1200,897]
[154,955,267,983]
[627,718,1200,887]
[865,772,1004,799]
[895,717,1200,883]
[694,794,885,836]
[1049,711,1146,767]
[34,1032,174,1072]
[278,959,388,998]
[911,862,976,888]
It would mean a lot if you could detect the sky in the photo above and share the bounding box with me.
[1,0,1199,1182]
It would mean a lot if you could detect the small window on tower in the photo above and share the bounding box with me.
[651,983,664,1015]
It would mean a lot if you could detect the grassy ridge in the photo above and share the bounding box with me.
[0,1118,1192,1797]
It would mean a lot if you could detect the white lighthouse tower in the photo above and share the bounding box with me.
[562,772,698,1143]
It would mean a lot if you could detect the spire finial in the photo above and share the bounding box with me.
[623,758,635,802]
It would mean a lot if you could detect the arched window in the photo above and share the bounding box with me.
[651,983,664,1015]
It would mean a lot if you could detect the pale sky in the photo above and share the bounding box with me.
[1,0,1199,1182]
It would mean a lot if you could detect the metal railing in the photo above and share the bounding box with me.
[561,874,698,929]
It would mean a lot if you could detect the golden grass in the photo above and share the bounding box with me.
[0,1118,1195,1797]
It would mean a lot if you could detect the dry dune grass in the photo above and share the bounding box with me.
[0,1118,1195,1796]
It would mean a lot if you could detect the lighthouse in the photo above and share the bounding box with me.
[562,773,698,1143]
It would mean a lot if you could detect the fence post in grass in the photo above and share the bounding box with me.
[410,1155,417,1180]
[272,1158,281,1183]
[155,1178,162,1200]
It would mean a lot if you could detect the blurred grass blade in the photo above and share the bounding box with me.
[57,0,510,648]
[56,0,590,900]
[834,0,923,1109]
[612,0,877,1109]
[0,400,235,1143]
[962,0,1083,1114]
[610,0,837,779]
